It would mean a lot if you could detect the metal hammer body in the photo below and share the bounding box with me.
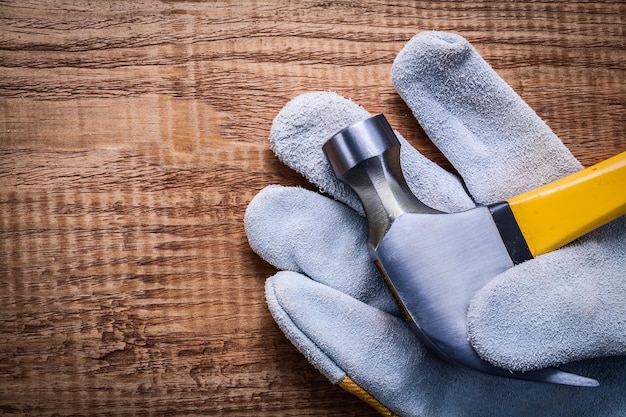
[323,114,626,386]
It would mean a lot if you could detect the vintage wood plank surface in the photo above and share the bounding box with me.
[0,1,624,415]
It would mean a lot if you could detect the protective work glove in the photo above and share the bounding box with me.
[245,31,626,416]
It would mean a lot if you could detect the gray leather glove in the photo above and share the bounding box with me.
[245,31,626,416]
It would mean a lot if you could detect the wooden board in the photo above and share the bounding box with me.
[0,1,624,415]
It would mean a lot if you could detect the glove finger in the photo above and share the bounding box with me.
[270,91,475,214]
[391,31,582,204]
[267,270,626,417]
[245,184,399,315]
[468,217,626,371]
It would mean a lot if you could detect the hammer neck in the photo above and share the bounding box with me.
[341,147,440,248]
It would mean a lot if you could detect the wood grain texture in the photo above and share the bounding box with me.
[0,1,624,415]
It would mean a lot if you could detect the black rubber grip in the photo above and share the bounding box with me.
[488,201,534,265]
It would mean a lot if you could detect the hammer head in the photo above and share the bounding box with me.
[323,114,598,386]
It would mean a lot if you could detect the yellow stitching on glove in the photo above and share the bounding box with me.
[339,376,398,417]
[375,260,413,323]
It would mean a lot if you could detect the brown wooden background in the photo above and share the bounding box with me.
[1,1,624,416]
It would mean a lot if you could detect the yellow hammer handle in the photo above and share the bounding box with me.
[507,151,626,257]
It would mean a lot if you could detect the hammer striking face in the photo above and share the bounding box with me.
[323,114,626,386]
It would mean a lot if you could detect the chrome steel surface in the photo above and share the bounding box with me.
[323,114,599,387]
[323,114,441,247]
